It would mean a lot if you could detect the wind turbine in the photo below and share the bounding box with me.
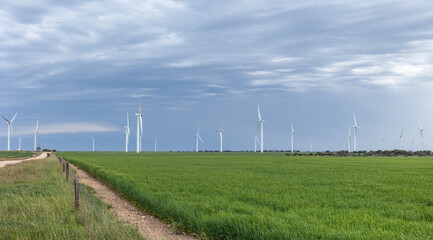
[256,106,265,153]
[34,120,39,151]
[125,113,130,152]
[18,137,22,151]
[399,130,404,150]
[379,136,384,151]
[290,123,294,153]
[195,128,203,152]
[347,126,352,152]
[217,122,223,152]
[135,97,143,153]
[2,113,17,151]
[153,136,157,152]
[419,120,424,151]
[353,113,359,152]
[310,140,313,153]
[89,136,95,152]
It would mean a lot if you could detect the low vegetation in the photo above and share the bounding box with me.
[60,152,433,239]
[0,151,34,160]
[0,155,143,239]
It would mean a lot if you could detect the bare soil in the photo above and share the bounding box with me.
[0,152,48,168]
[70,164,198,240]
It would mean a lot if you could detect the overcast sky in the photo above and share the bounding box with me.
[1,0,433,151]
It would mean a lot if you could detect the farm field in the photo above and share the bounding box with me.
[0,151,34,160]
[0,155,143,240]
[59,152,433,239]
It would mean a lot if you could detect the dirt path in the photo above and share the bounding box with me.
[70,164,197,240]
[0,152,48,168]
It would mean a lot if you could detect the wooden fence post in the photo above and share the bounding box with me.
[75,176,79,209]
[66,162,69,181]
[62,160,65,172]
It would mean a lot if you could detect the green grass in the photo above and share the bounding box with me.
[0,156,143,240]
[59,152,433,239]
[0,151,34,160]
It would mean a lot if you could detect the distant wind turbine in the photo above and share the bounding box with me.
[125,112,130,152]
[89,136,95,152]
[18,137,22,151]
[353,113,360,152]
[34,120,39,151]
[347,126,352,152]
[2,113,18,151]
[419,120,424,151]
[256,106,265,153]
[380,136,384,151]
[290,123,294,153]
[136,97,143,153]
[153,136,158,152]
[195,128,203,152]
[399,130,404,150]
[217,122,223,152]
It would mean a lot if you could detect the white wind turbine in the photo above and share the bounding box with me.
[89,136,95,152]
[135,97,143,153]
[256,106,265,153]
[34,120,39,151]
[290,123,294,153]
[353,113,360,152]
[153,136,157,152]
[399,130,404,150]
[125,112,130,152]
[419,120,424,151]
[380,136,384,151]
[2,113,17,151]
[217,122,223,152]
[347,126,352,152]
[195,128,203,152]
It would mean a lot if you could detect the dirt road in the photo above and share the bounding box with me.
[0,152,48,168]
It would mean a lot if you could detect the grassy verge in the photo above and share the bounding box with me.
[60,152,433,239]
[0,151,34,160]
[0,155,144,240]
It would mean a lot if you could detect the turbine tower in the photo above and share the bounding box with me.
[256,106,265,153]
[347,126,352,152]
[125,112,130,152]
[18,137,22,151]
[419,120,424,151]
[34,120,39,151]
[135,97,143,153]
[217,122,223,152]
[380,136,384,151]
[290,123,294,153]
[153,136,157,152]
[2,113,18,151]
[89,137,95,152]
[353,113,359,152]
[399,130,404,150]
[195,128,203,152]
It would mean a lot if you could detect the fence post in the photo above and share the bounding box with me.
[75,176,79,209]
[66,162,69,181]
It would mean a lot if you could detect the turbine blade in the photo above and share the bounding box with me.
[1,116,9,123]
[256,122,260,136]
[10,113,18,123]
[140,116,143,134]
[291,123,294,133]
[419,119,423,130]
[258,105,261,121]
[198,135,203,142]
[127,112,129,127]
[353,112,357,126]
[36,120,39,131]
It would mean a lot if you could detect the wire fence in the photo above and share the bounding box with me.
[56,155,143,240]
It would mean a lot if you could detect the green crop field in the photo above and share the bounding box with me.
[59,152,433,239]
[0,151,34,160]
